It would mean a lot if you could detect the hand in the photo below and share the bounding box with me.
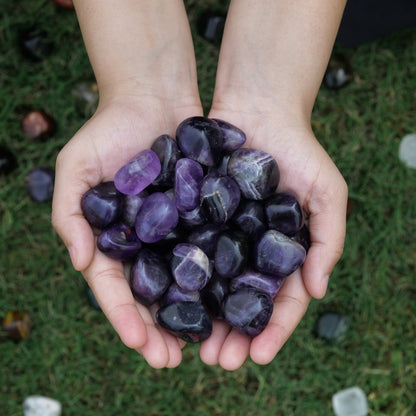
[199,99,348,370]
[52,95,202,368]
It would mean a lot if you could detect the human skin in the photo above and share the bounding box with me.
[199,0,348,370]
[52,0,348,370]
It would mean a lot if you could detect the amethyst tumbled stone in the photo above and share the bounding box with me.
[156,301,212,343]
[265,191,304,235]
[160,283,201,307]
[212,118,246,152]
[174,158,204,212]
[223,288,274,337]
[227,148,279,200]
[200,173,241,225]
[114,149,161,195]
[135,192,178,243]
[171,243,212,291]
[176,116,224,166]
[26,167,55,202]
[81,182,122,229]
[129,248,172,306]
[230,270,285,299]
[254,230,306,278]
[121,190,148,227]
[97,223,142,261]
[151,134,182,188]
[231,199,267,239]
[200,272,229,319]
[214,230,248,279]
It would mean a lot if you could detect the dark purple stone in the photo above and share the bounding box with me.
[197,10,225,44]
[174,158,204,212]
[171,243,212,291]
[223,288,273,337]
[135,192,178,243]
[212,119,246,152]
[176,116,224,166]
[160,283,201,307]
[97,223,142,261]
[230,270,284,299]
[81,182,123,229]
[265,191,304,235]
[156,301,212,343]
[231,199,267,239]
[121,190,148,227]
[186,223,223,258]
[114,149,161,195]
[0,145,17,175]
[227,148,279,200]
[200,272,229,319]
[208,153,230,176]
[151,134,182,188]
[129,248,172,306]
[200,173,241,225]
[291,224,311,252]
[26,167,54,202]
[179,205,207,229]
[214,231,248,278]
[254,230,306,278]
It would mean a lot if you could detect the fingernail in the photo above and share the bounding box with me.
[321,275,329,294]
[68,246,77,268]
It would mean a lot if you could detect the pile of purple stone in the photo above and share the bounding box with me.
[81,116,310,343]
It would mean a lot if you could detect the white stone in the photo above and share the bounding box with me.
[398,134,416,169]
[332,386,368,416]
[23,395,62,416]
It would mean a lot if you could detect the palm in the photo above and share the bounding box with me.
[198,108,347,369]
[53,99,202,368]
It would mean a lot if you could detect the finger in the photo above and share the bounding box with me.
[302,175,348,298]
[200,319,231,366]
[52,146,100,271]
[218,328,251,371]
[85,249,148,351]
[250,271,311,365]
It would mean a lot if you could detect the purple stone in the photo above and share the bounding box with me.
[114,149,161,195]
[160,283,201,307]
[171,243,212,291]
[265,191,304,235]
[200,272,229,319]
[156,301,212,343]
[179,205,207,229]
[223,288,273,337]
[26,167,54,202]
[214,231,248,278]
[230,270,284,299]
[151,134,182,188]
[129,248,172,306]
[121,190,148,227]
[231,199,267,239]
[291,224,311,252]
[135,192,178,243]
[0,145,17,175]
[176,116,224,166]
[97,223,142,261]
[186,223,223,258]
[212,119,246,152]
[254,230,306,278]
[208,153,230,176]
[174,158,204,212]
[81,182,123,229]
[200,173,241,225]
[227,148,279,200]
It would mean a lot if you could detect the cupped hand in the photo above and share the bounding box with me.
[200,100,348,370]
[52,95,202,368]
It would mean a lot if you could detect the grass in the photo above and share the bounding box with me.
[1,1,416,415]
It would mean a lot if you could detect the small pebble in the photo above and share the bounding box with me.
[23,395,62,416]
[398,133,416,169]
[332,386,368,416]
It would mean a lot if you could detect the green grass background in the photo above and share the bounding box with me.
[1,1,415,415]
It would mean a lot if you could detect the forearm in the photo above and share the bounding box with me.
[73,0,199,103]
[215,0,346,120]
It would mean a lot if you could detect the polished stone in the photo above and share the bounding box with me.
[230,270,284,298]
[212,118,246,152]
[26,168,54,202]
